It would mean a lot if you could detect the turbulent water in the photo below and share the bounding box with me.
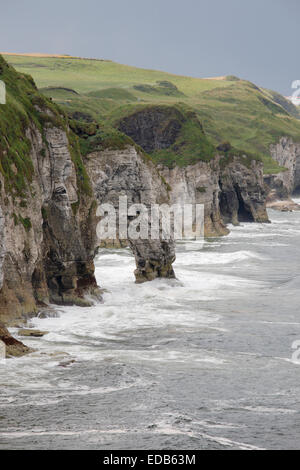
[1,207,300,450]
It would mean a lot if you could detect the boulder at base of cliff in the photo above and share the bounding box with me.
[18,328,48,337]
[0,323,33,358]
[267,199,300,212]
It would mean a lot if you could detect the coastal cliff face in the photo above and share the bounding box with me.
[116,105,269,234]
[159,158,228,237]
[219,157,269,225]
[0,121,100,327]
[0,56,270,356]
[265,137,300,200]
[0,55,101,334]
[160,155,269,236]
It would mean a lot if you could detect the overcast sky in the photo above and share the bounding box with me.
[0,0,299,95]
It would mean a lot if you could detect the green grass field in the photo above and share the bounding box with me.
[3,53,300,173]
[3,55,232,95]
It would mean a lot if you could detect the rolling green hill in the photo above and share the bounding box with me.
[2,54,231,95]
[3,53,300,173]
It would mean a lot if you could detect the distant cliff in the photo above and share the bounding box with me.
[160,155,268,237]
[265,137,300,200]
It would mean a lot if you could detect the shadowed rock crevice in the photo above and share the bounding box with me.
[218,186,239,225]
[235,185,255,222]
[293,185,300,196]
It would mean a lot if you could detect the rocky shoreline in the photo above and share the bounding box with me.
[1,56,299,357]
[0,323,33,358]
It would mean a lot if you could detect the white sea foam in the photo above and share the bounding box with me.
[241,406,296,414]
[0,428,129,438]
[2,213,300,450]
[4,238,263,378]
[176,250,266,266]
[152,418,264,450]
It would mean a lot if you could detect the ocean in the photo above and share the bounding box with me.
[0,206,300,450]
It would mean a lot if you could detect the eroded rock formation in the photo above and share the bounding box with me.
[0,122,101,327]
[160,155,269,236]
[85,146,176,283]
[266,137,300,198]
[219,157,269,225]
[0,323,33,357]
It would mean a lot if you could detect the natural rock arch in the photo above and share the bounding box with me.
[85,145,176,284]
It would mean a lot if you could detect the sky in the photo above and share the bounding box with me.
[0,0,299,95]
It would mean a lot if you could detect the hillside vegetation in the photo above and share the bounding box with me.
[3,53,300,173]
[0,55,91,199]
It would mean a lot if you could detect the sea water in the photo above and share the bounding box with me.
[0,207,300,449]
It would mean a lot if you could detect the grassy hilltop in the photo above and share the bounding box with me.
[3,53,300,173]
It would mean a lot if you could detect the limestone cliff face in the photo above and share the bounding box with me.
[0,128,176,331]
[219,157,269,225]
[0,122,100,327]
[84,146,176,283]
[160,155,269,236]
[0,56,103,331]
[266,137,300,199]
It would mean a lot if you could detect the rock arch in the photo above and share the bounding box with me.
[84,145,176,283]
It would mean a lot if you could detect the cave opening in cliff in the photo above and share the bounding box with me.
[238,200,254,222]
[292,185,300,196]
[235,186,254,222]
